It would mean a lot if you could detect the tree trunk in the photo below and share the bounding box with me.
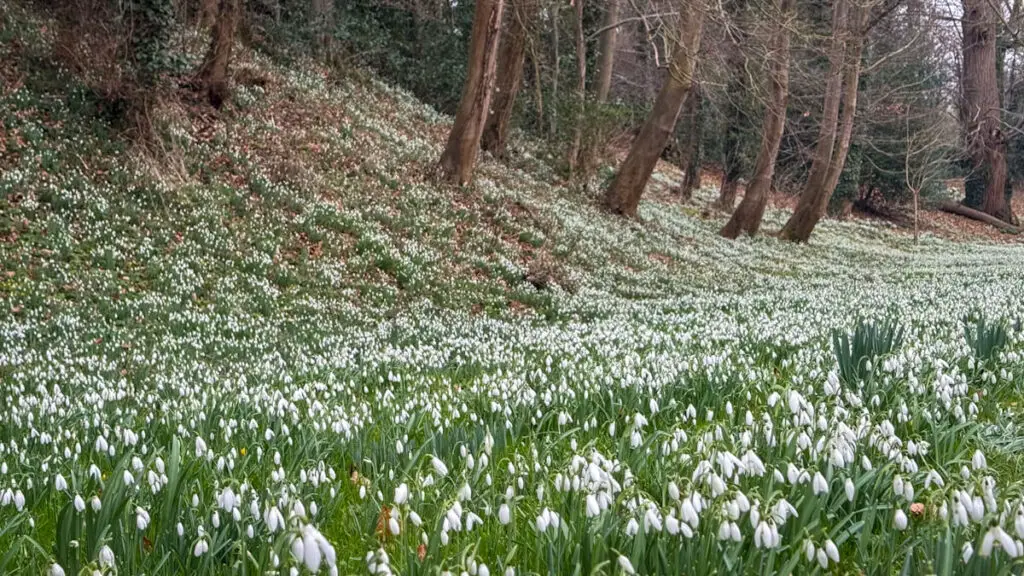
[716,89,744,211]
[199,0,217,28]
[568,0,587,178]
[594,0,621,103]
[961,0,1015,223]
[437,0,505,185]
[822,9,865,197]
[716,177,739,211]
[720,0,793,238]
[310,0,335,59]
[549,1,560,138]
[529,45,545,130]
[605,0,706,217]
[199,0,240,108]
[714,0,748,212]
[481,0,533,157]
[939,201,1022,232]
[678,87,703,201]
[779,0,850,242]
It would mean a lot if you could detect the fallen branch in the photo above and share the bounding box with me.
[937,201,1022,234]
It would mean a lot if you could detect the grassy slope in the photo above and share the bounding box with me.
[3,5,1024,575]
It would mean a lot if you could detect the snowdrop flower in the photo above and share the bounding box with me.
[972,450,987,471]
[135,507,150,530]
[893,509,908,530]
[498,504,511,525]
[617,555,635,575]
[535,512,549,533]
[389,515,400,535]
[804,540,816,562]
[812,472,828,495]
[980,526,1019,558]
[90,496,102,512]
[193,539,209,557]
[98,545,115,568]
[665,515,680,535]
[54,474,67,491]
[585,494,600,518]
[49,564,65,576]
[195,436,207,458]
[717,521,732,541]
[625,518,639,536]
[844,478,855,502]
[297,524,336,572]
[962,542,974,563]
[394,483,409,505]
[824,539,839,563]
[73,495,85,512]
[265,506,285,533]
[432,457,449,477]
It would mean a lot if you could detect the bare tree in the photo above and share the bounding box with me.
[714,0,750,212]
[960,0,1015,223]
[677,86,703,200]
[721,0,794,237]
[902,105,952,242]
[198,0,240,108]
[438,0,506,185]
[778,0,851,241]
[568,0,588,178]
[482,0,535,157]
[605,0,707,217]
[595,0,622,103]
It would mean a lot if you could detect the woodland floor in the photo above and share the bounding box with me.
[3,4,1024,575]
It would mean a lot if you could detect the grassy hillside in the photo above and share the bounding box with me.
[3,5,1024,575]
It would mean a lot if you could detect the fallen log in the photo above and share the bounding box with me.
[937,201,1022,234]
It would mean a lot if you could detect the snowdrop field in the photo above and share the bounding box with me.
[3,9,1024,575]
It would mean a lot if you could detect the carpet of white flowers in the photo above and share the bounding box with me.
[4,7,1024,576]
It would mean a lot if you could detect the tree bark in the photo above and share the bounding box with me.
[594,0,621,103]
[482,0,533,157]
[605,0,706,217]
[549,1,560,138]
[310,0,335,59]
[437,0,506,185]
[716,90,743,211]
[678,87,703,201]
[779,0,851,242]
[939,201,1022,232]
[715,0,748,212]
[529,45,545,130]
[716,176,739,211]
[822,8,866,197]
[679,88,704,201]
[199,0,240,108]
[720,0,793,238]
[568,0,587,178]
[961,0,1015,223]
